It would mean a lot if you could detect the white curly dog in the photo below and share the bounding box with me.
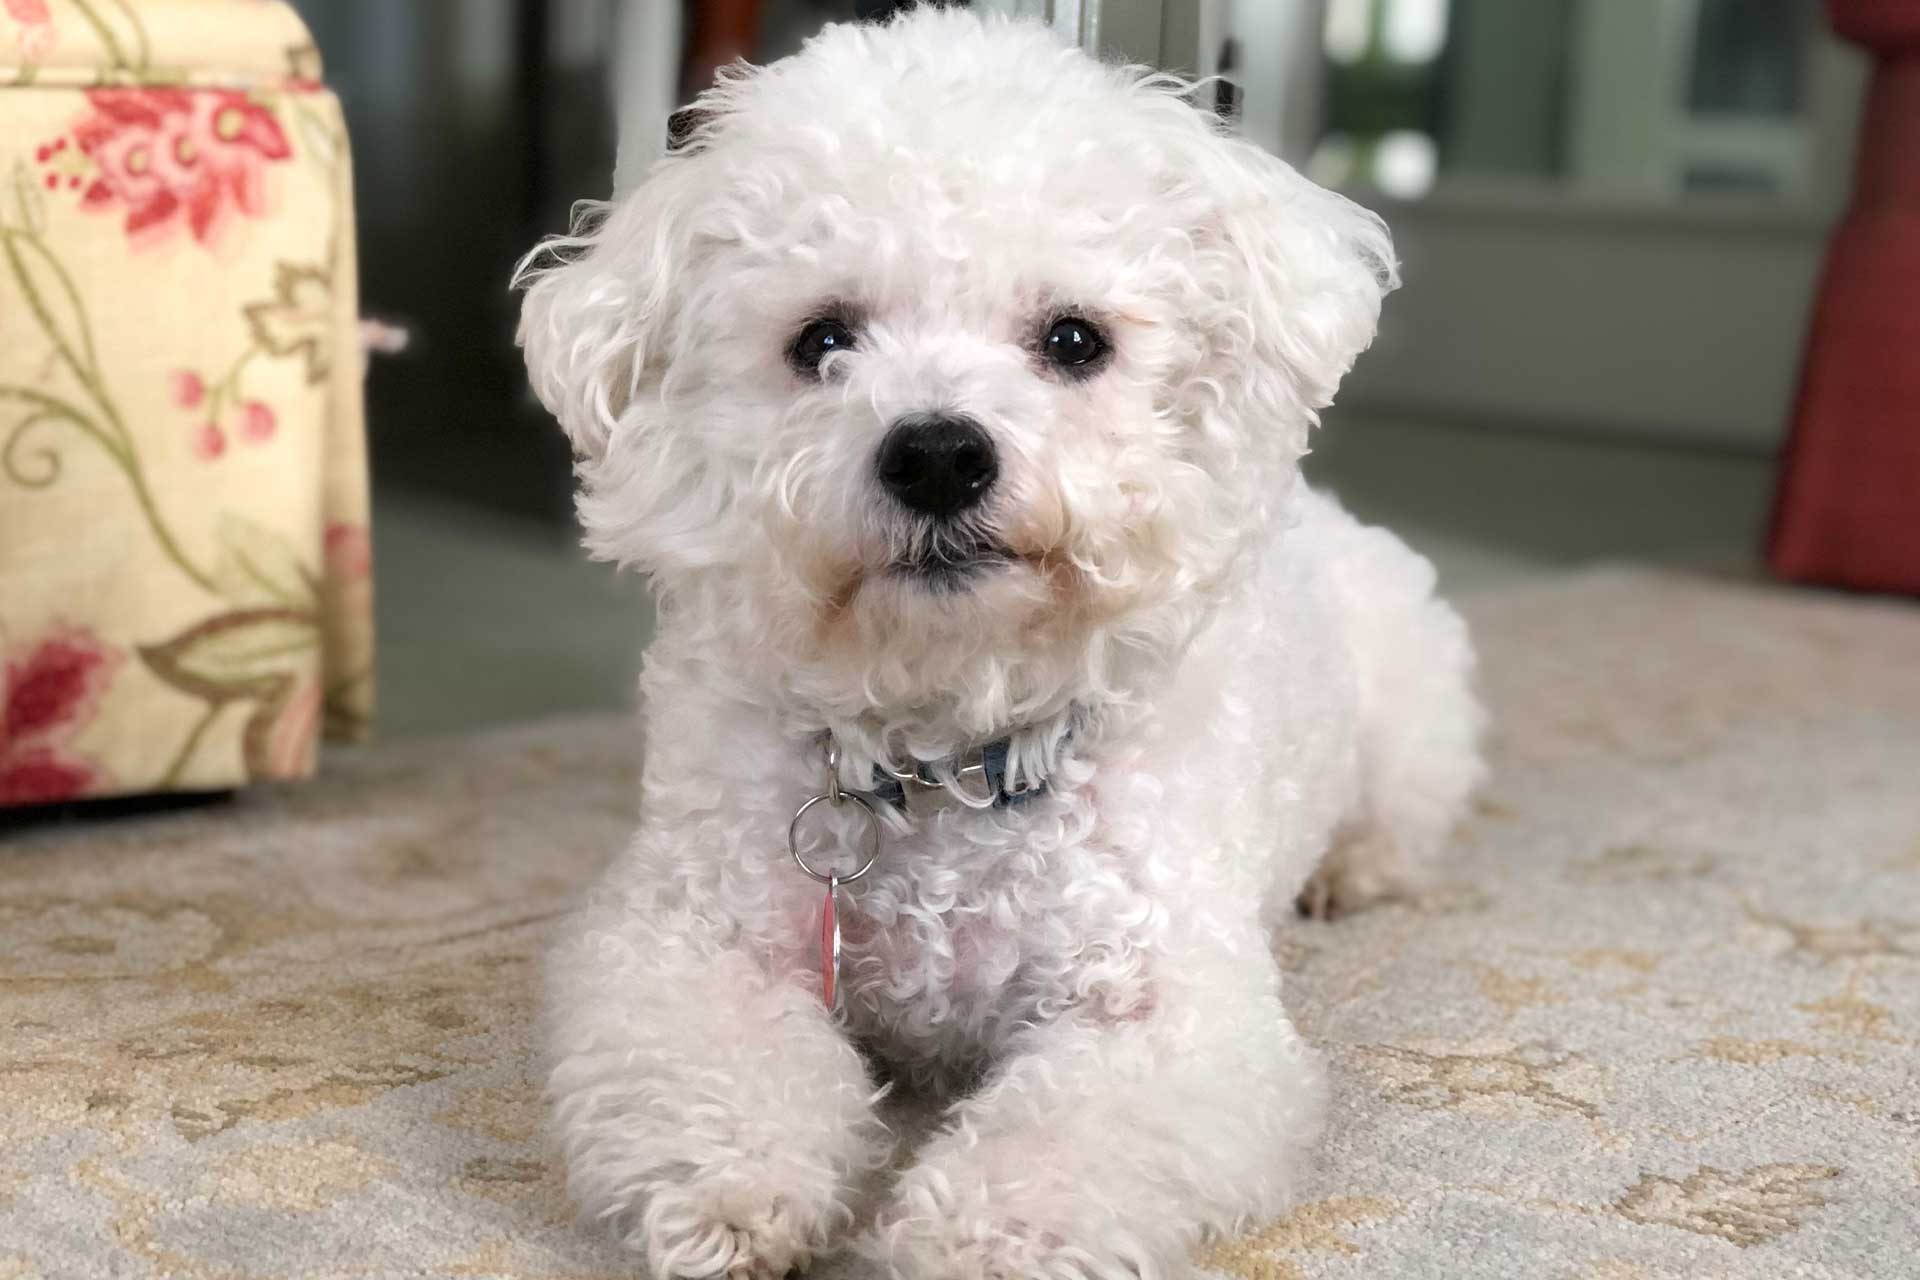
[517,9,1484,1278]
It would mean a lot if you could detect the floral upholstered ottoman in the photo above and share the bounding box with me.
[1,0,371,807]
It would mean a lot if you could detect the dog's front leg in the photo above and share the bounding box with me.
[546,878,886,1278]
[864,959,1323,1280]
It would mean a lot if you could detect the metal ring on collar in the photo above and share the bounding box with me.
[825,741,845,804]
[788,790,881,885]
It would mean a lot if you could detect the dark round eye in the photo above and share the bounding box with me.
[1042,316,1107,373]
[788,317,855,376]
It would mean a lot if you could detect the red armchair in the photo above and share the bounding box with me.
[1769,1,1920,595]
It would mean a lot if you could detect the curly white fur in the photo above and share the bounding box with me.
[518,10,1485,1278]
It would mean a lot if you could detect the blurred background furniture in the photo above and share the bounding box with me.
[1769,0,1920,596]
[0,0,371,808]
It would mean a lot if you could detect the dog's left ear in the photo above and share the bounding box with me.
[1183,127,1398,438]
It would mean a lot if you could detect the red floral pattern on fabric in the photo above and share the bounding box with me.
[320,525,375,666]
[324,524,373,581]
[71,89,292,249]
[4,0,53,61]
[3,58,371,807]
[264,680,321,777]
[171,370,206,409]
[0,625,121,806]
[239,400,277,443]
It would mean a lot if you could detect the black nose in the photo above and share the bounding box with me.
[875,414,998,519]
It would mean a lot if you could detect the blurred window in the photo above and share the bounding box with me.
[1311,0,1448,197]
[1306,0,1832,205]
[1689,0,1805,116]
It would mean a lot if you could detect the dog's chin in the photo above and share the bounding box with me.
[885,541,1015,594]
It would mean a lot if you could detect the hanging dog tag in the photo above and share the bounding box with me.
[787,749,880,1013]
[820,874,841,1008]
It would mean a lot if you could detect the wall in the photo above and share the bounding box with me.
[1347,194,1832,448]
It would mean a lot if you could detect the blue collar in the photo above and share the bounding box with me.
[817,720,1075,812]
[867,735,1049,810]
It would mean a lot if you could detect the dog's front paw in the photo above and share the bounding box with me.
[546,977,884,1276]
[604,1169,841,1279]
[862,1165,1162,1280]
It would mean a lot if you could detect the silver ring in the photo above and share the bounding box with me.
[788,790,880,885]
[825,741,844,804]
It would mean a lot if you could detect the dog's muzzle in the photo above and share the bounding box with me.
[874,414,1011,586]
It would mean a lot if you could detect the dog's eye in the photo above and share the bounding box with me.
[788,318,856,376]
[1041,317,1107,374]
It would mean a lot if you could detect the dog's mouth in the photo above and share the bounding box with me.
[887,537,1014,591]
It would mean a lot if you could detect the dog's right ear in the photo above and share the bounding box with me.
[514,160,703,463]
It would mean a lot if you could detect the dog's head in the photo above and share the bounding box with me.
[518,9,1394,744]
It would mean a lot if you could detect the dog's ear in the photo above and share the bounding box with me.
[514,160,704,463]
[1183,127,1398,445]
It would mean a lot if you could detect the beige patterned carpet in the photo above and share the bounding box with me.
[3,569,1917,1279]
